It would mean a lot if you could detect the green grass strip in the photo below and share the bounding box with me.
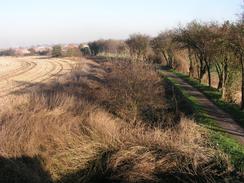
[172,71,244,128]
[164,74,244,172]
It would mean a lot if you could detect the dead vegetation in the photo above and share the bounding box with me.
[0,58,232,183]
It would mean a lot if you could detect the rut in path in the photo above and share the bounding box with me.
[165,71,244,144]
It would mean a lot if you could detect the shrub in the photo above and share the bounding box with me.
[52,45,62,57]
[126,34,151,61]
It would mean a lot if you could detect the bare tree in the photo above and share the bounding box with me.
[229,23,244,109]
[211,21,234,99]
[152,31,176,68]
[174,21,222,87]
[126,34,151,62]
[52,45,62,57]
[174,22,209,83]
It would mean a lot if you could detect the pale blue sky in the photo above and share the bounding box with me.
[0,0,242,48]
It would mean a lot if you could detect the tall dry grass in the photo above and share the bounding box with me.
[0,58,231,183]
[100,61,170,124]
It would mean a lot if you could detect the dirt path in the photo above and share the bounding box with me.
[164,71,244,144]
[0,56,78,107]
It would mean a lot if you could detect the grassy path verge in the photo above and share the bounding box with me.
[161,70,244,173]
[173,71,244,128]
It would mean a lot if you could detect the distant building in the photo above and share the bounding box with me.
[80,44,89,49]
[62,44,79,52]
[79,44,91,56]
[14,48,31,56]
[34,46,52,52]
[33,46,52,55]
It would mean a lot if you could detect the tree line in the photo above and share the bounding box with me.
[0,7,243,110]
[87,20,244,110]
[174,21,243,110]
[173,21,244,108]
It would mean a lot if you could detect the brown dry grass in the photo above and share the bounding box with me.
[0,58,231,183]
[98,60,178,126]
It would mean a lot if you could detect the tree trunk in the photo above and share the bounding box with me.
[207,64,211,87]
[221,62,228,99]
[218,74,223,89]
[199,61,206,84]
[188,48,194,78]
[218,76,223,89]
[194,53,201,82]
[204,56,212,87]
[168,49,174,68]
[215,63,223,90]
[199,68,205,83]
[162,51,170,67]
[241,55,244,110]
[196,53,206,83]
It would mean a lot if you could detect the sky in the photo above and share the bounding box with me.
[0,0,243,48]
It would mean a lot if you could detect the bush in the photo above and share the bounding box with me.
[52,45,62,57]
[99,60,178,126]
[0,49,16,56]
[126,34,151,61]
[65,47,81,57]
[88,39,128,56]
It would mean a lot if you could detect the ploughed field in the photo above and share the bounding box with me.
[0,56,77,106]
